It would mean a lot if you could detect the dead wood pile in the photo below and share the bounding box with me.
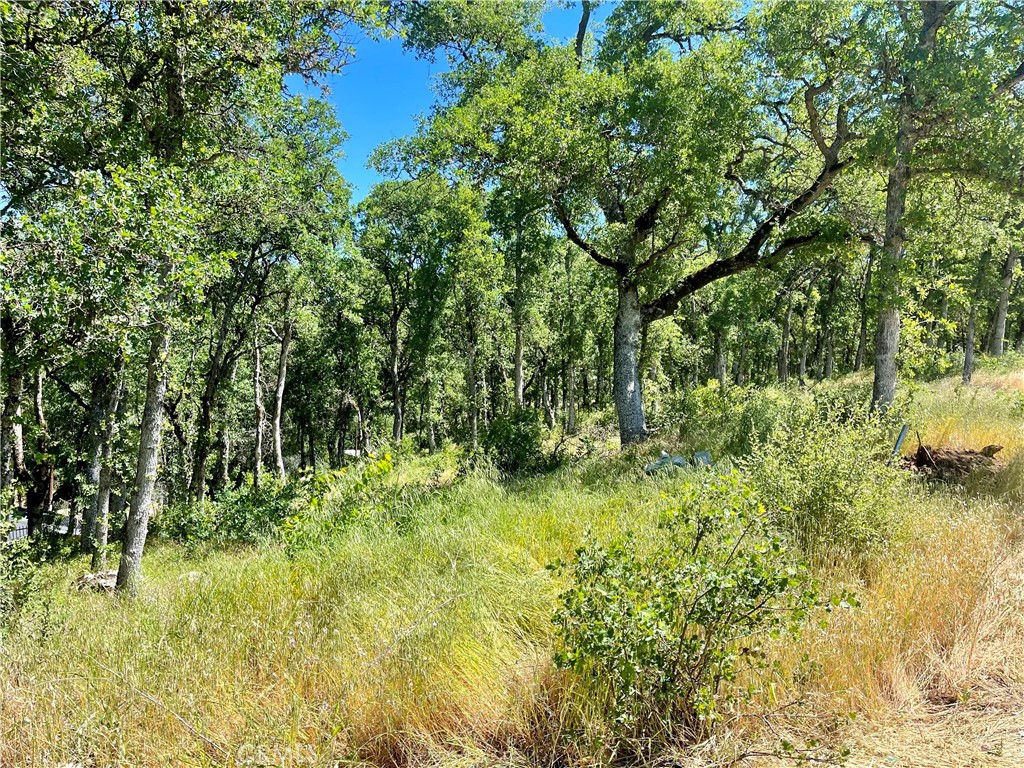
[903,443,1003,481]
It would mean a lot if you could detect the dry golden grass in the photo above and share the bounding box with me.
[2,370,1024,767]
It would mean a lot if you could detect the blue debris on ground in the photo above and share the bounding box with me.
[644,450,714,474]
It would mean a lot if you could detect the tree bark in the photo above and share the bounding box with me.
[116,324,170,595]
[871,141,911,408]
[778,300,793,383]
[25,369,55,537]
[871,4,950,408]
[91,364,125,572]
[963,303,978,384]
[253,331,265,491]
[989,249,1017,356]
[873,307,901,404]
[0,317,25,498]
[963,245,995,383]
[798,307,809,380]
[714,329,727,388]
[612,282,647,445]
[854,249,875,372]
[465,317,479,450]
[513,324,525,409]
[81,371,112,554]
[272,302,293,482]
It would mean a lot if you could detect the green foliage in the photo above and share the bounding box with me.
[744,403,905,558]
[280,454,395,553]
[481,407,544,476]
[552,472,818,750]
[159,481,299,547]
[668,382,793,457]
[0,522,36,631]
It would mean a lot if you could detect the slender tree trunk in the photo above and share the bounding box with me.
[253,333,265,491]
[272,304,293,482]
[513,325,525,409]
[466,317,479,450]
[25,369,55,536]
[189,370,219,505]
[963,246,995,383]
[542,373,554,428]
[82,371,112,554]
[778,300,793,383]
[963,305,978,384]
[854,252,874,372]
[567,360,577,433]
[735,340,749,386]
[116,324,170,595]
[612,282,647,446]
[990,249,1017,355]
[714,330,727,388]
[0,320,25,498]
[91,364,125,572]
[798,308,809,380]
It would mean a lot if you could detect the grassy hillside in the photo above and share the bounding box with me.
[2,367,1024,767]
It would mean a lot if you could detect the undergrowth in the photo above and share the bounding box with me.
[1,370,1023,766]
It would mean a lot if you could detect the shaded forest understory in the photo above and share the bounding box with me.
[3,365,1024,766]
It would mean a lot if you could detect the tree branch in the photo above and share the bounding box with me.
[552,195,627,275]
[644,155,852,322]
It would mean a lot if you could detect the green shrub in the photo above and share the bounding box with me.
[744,405,904,558]
[481,407,544,476]
[280,454,395,552]
[158,480,299,546]
[668,382,793,457]
[0,523,36,630]
[552,472,818,752]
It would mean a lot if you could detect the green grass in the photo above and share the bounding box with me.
[2,370,1024,767]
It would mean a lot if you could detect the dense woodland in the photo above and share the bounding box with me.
[2,0,1023,591]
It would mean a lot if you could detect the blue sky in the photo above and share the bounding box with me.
[311,3,611,204]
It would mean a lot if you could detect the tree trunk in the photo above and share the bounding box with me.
[466,320,479,450]
[735,340,749,386]
[82,371,113,554]
[873,307,901,406]
[514,324,525,409]
[714,330,727,388]
[612,282,648,446]
[116,324,170,595]
[778,300,793,383]
[91,364,125,572]
[854,250,874,372]
[963,304,978,384]
[871,142,911,408]
[253,333,265,491]
[798,308,809,380]
[870,2,950,408]
[0,320,25,498]
[963,246,995,383]
[542,374,554,428]
[272,306,293,482]
[25,369,55,537]
[990,249,1017,355]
